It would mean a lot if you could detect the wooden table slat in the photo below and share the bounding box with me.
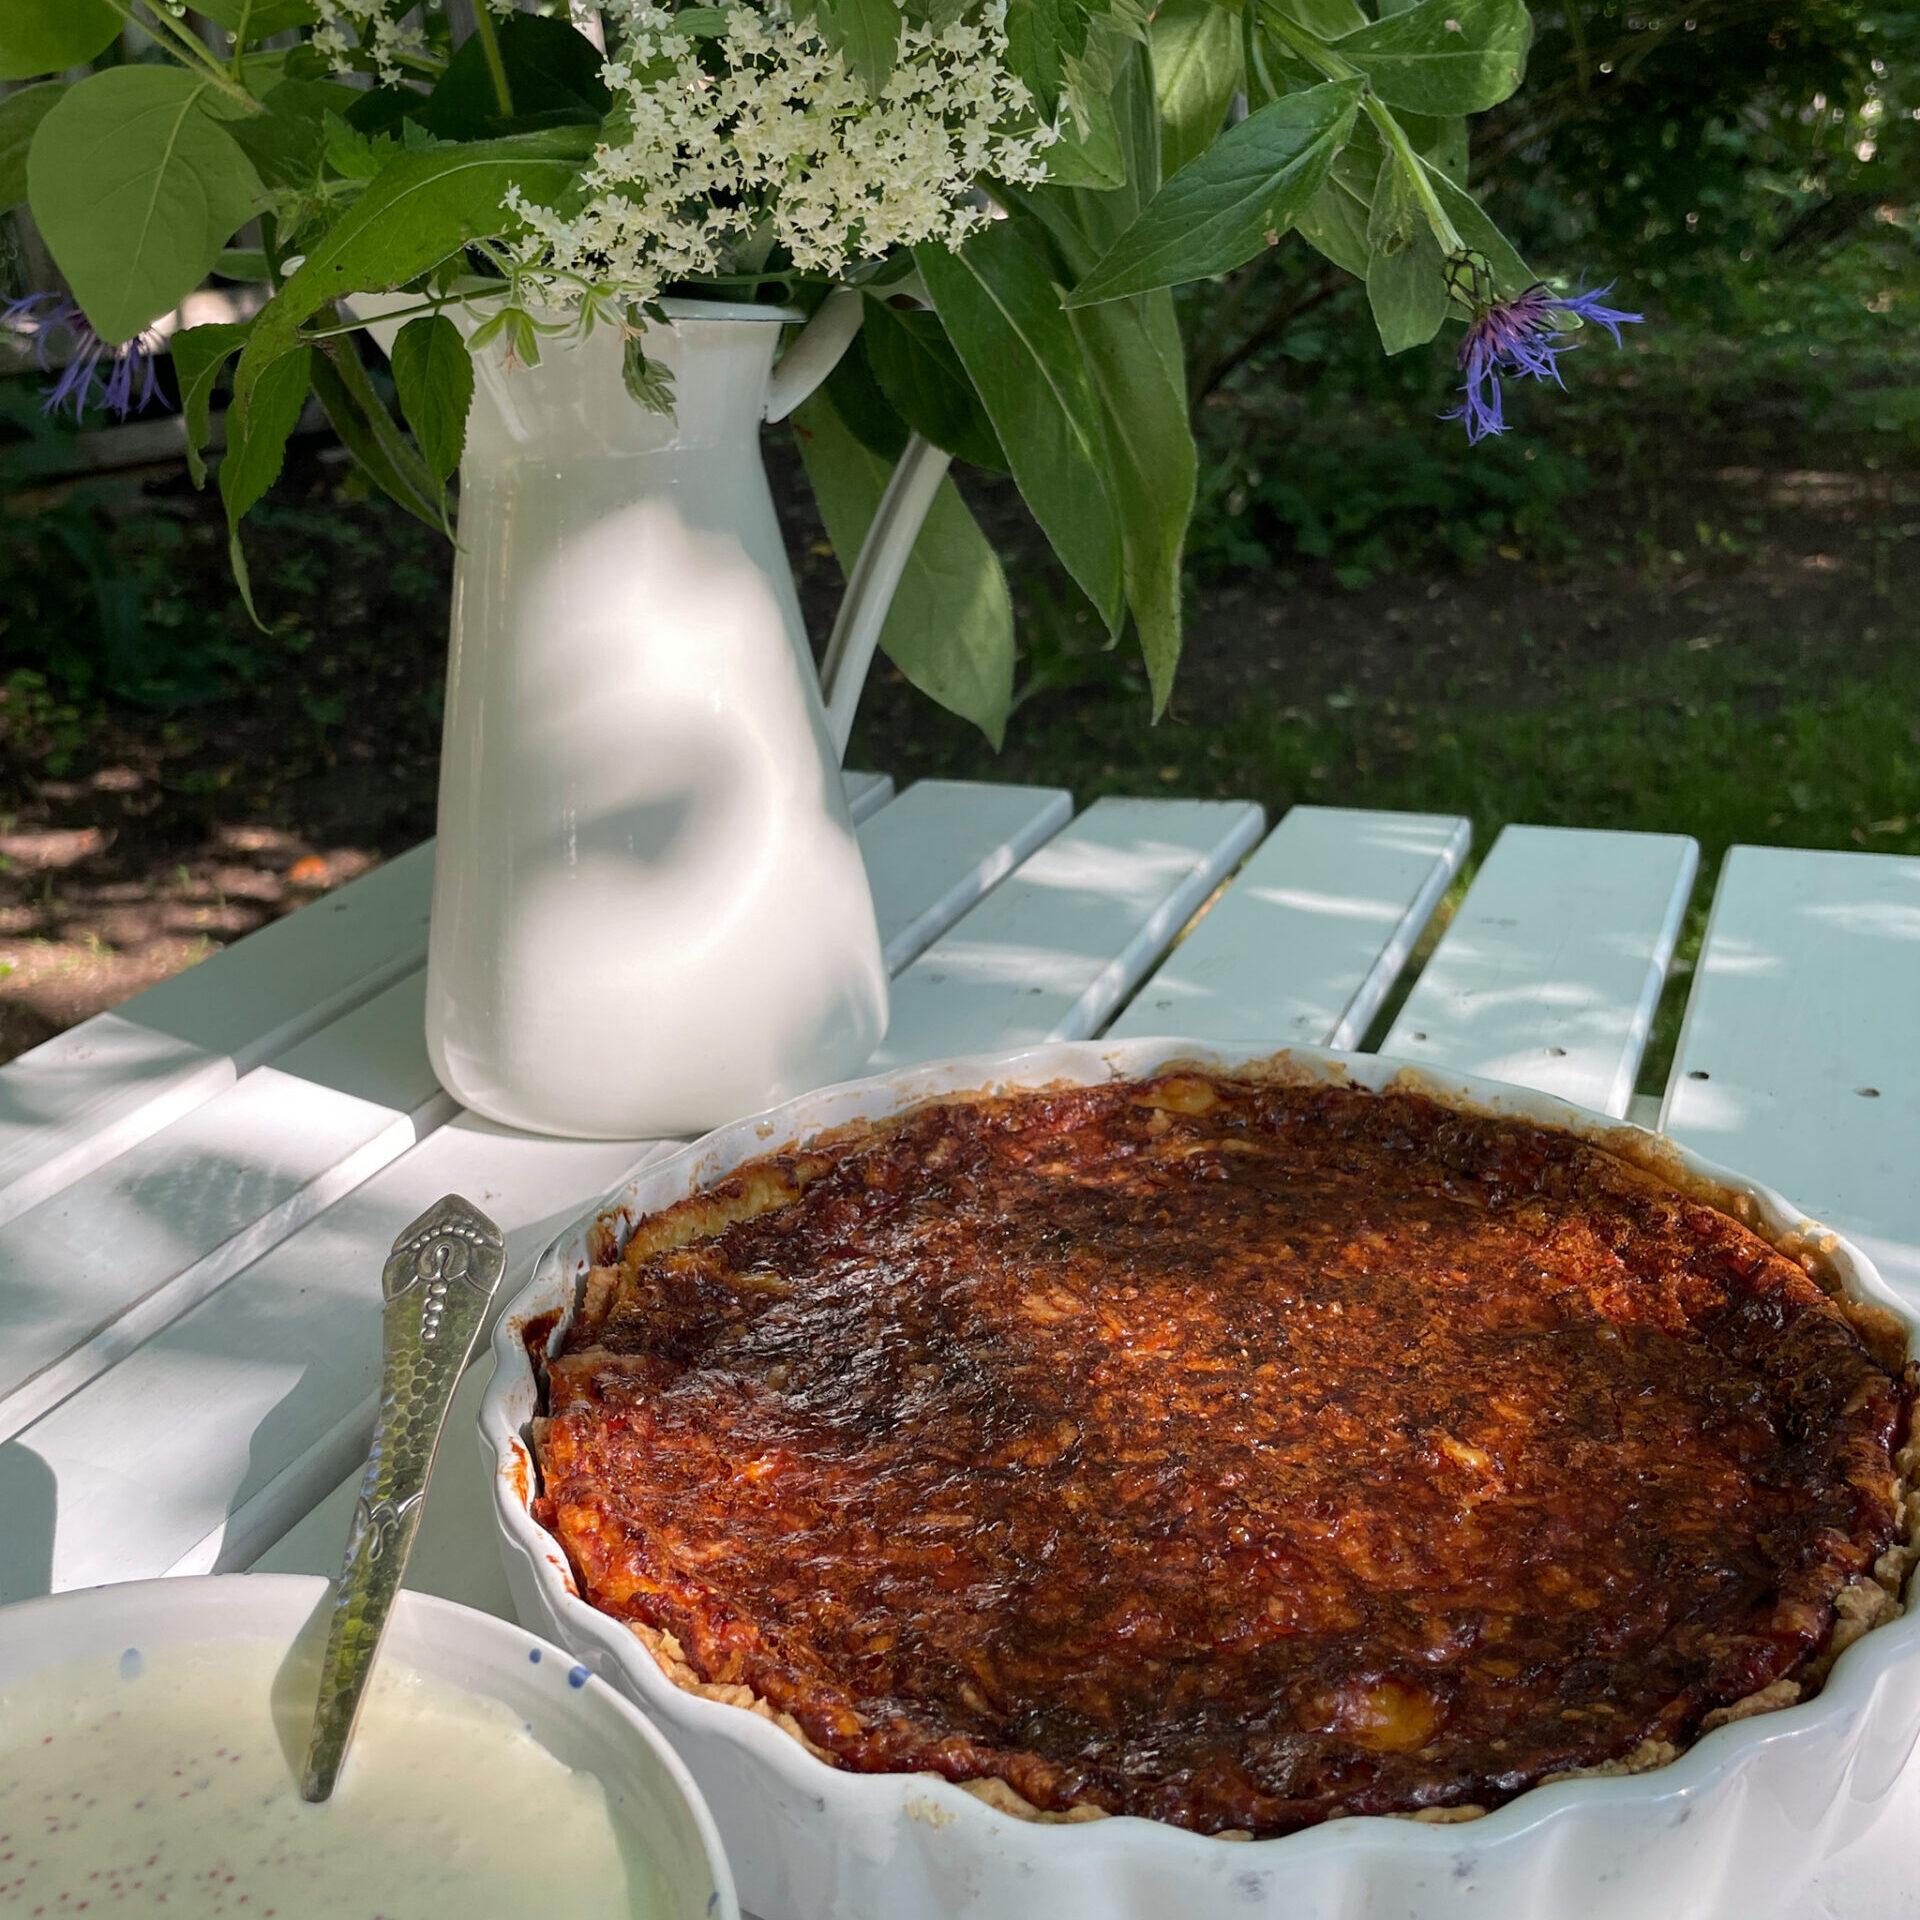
[861,780,1073,972]
[0,842,437,1233]
[1660,844,1920,1301]
[1380,824,1698,1118]
[869,796,1266,1070]
[0,977,452,1447]
[1106,805,1469,1047]
[842,769,894,822]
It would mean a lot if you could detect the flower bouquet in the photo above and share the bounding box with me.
[0,0,1631,742]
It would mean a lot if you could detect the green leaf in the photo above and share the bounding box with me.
[622,338,676,416]
[231,126,594,424]
[1004,0,1099,120]
[0,0,116,81]
[390,313,474,484]
[322,109,386,180]
[343,85,417,136]
[1332,0,1532,117]
[1071,23,1161,233]
[191,0,319,36]
[1364,153,1419,256]
[1420,113,1469,182]
[900,0,971,25]
[28,67,263,343]
[1240,18,1323,107]
[1064,79,1360,306]
[1060,7,1149,138]
[309,346,446,532]
[221,342,310,525]
[1364,156,1448,352]
[861,301,1005,470]
[0,79,61,210]
[1295,179,1371,277]
[1277,0,1365,33]
[197,44,327,106]
[1151,0,1241,181]
[815,0,900,96]
[1044,88,1126,188]
[793,387,1015,747]
[172,319,251,488]
[216,247,274,280]
[820,332,912,461]
[1328,107,1461,203]
[418,13,611,138]
[1018,42,1192,711]
[1072,288,1193,714]
[917,222,1126,633]
[225,79,362,189]
[221,345,313,623]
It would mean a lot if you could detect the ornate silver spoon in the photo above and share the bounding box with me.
[299,1192,508,1802]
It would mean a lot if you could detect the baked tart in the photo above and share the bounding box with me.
[530,1069,1917,1838]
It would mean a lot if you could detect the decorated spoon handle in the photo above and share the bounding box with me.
[300,1193,508,1802]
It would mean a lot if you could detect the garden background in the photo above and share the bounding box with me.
[2,0,1915,1095]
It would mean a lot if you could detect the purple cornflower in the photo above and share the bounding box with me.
[1441,263,1643,445]
[2,293,164,421]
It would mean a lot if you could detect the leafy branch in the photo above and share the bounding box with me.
[96,0,262,112]
[1260,4,1472,259]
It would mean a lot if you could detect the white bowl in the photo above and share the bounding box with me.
[480,1040,1920,1920]
[0,1573,738,1920]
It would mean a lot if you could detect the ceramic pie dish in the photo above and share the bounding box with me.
[479,1039,1920,1920]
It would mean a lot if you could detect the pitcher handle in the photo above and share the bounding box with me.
[769,289,954,762]
[817,432,954,760]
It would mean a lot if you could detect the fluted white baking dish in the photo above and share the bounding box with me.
[479,1040,1919,1920]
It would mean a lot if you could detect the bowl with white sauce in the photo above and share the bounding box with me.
[0,1572,737,1920]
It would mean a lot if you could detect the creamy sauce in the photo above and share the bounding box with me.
[0,1637,664,1917]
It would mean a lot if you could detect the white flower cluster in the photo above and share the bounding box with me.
[312,0,428,83]
[502,0,1055,303]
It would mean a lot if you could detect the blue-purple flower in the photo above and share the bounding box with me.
[2,293,164,421]
[1442,269,1643,444]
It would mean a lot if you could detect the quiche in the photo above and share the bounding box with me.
[530,1069,1918,1837]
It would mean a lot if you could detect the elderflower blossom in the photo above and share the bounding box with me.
[502,0,1055,304]
[312,0,427,84]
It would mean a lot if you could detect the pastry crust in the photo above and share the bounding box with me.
[531,1070,1916,1837]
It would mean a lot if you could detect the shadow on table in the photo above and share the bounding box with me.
[209,1123,670,1578]
[0,1441,57,1600]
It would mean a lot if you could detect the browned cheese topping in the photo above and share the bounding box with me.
[534,1073,1914,1834]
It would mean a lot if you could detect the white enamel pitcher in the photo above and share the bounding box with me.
[358,291,948,1137]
